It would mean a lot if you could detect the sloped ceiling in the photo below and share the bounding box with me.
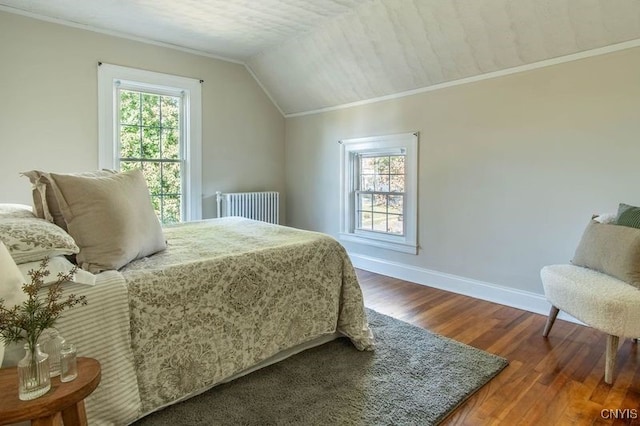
[2,0,640,115]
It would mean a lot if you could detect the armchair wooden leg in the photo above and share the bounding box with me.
[605,334,620,384]
[543,305,560,337]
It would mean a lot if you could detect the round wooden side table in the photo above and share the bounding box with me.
[0,357,101,426]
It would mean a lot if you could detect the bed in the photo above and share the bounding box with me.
[0,169,375,425]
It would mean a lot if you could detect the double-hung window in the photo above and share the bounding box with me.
[340,132,418,254]
[98,64,202,223]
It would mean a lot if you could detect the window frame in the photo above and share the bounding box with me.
[339,132,418,254]
[98,63,202,221]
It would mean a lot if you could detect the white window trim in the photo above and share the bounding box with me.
[339,132,418,254]
[98,63,202,221]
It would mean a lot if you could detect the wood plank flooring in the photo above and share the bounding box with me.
[356,269,640,425]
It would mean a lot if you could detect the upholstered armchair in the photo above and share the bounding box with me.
[541,205,640,384]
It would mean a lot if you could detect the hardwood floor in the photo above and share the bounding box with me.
[356,269,640,425]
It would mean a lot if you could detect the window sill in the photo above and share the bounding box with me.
[339,233,418,254]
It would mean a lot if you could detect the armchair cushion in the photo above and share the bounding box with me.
[541,265,640,338]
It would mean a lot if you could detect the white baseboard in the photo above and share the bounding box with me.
[349,252,582,326]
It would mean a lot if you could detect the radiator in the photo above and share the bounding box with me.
[216,191,280,224]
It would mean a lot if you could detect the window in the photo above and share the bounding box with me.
[340,132,418,254]
[98,64,202,223]
[356,153,405,235]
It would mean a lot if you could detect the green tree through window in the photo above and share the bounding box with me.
[118,89,182,224]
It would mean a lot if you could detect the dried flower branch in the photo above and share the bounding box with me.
[0,257,87,351]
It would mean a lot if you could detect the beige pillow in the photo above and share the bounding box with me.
[572,220,640,289]
[20,170,48,219]
[48,169,167,273]
[22,170,115,230]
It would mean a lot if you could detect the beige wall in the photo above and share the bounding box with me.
[285,47,640,295]
[0,11,285,219]
[3,9,639,297]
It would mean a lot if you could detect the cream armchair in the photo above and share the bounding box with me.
[542,208,640,384]
[541,264,640,384]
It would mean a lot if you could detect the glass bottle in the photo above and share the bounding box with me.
[18,343,51,401]
[60,343,78,382]
[40,329,66,377]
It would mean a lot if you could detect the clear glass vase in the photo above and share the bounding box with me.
[18,343,51,401]
[40,329,66,377]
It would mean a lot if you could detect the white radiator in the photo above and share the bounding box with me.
[216,191,280,224]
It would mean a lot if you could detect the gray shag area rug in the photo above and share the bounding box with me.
[134,309,508,425]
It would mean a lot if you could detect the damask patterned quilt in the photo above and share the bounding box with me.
[120,217,375,415]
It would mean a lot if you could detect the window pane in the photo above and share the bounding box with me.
[372,194,387,213]
[358,193,372,211]
[374,174,389,192]
[390,175,405,192]
[163,196,181,224]
[360,157,375,174]
[361,175,374,191]
[372,213,387,232]
[162,127,180,159]
[120,125,140,158]
[142,127,161,158]
[388,195,403,214]
[142,162,161,195]
[359,211,372,230]
[162,162,181,195]
[161,96,179,129]
[374,157,389,174]
[390,156,404,174]
[387,214,403,235]
[141,93,161,127]
[119,91,140,125]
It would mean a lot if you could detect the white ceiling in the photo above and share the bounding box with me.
[2,0,640,115]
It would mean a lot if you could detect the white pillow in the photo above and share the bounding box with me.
[0,241,27,306]
[18,256,96,287]
[0,203,33,218]
[594,213,616,224]
[0,241,28,368]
